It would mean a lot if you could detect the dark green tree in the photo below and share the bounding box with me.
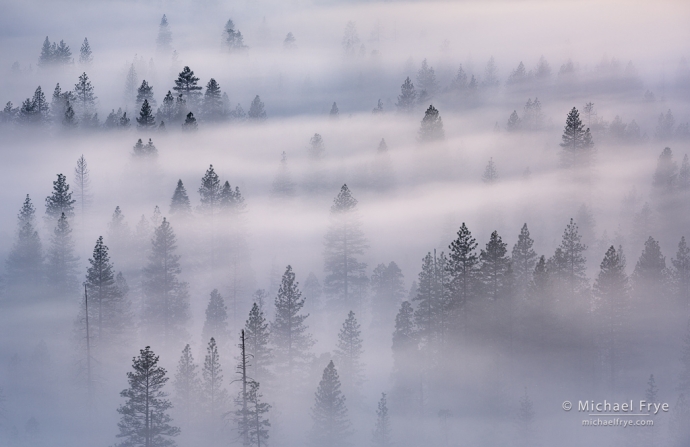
[245,302,272,384]
[173,67,202,107]
[202,289,230,344]
[310,360,352,447]
[271,265,314,386]
[323,185,369,311]
[395,77,417,113]
[418,105,445,142]
[141,218,191,348]
[202,79,223,121]
[45,173,76,222]
[560,107,594,168]
[137,100,156,129]
[116,346,180,447]
[169,180,192,218]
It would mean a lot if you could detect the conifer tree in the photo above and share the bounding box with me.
[116,346,179,447]
[413,251,451,349]
[396,77,417,113]
[79,38,93,65]
[284,32,296,49]
[182,112,197,131]
[201,338,228,424]
[73,155,91,219]
[418,105,444,142]
[323,185,369,310]
[446,223,480,316]
[248,95,266,121]
[202,289,230,345]
[5,195,43,291]
[550,218,588,300]
[560,107,594,168]
[507,61,527,85]
[416,59,438,97]
[46,213,79,297]
[141,218,190,348]
[107,206,131,257]
[370,261,406,328]
[156,15,173,54]
[30,86,50,125]
[482,56,499,88]
[169,180,192,218]
[173,344,200,429]
[310,360,352,447]
[673,236,690,308]
[652,147,678,193]
[84,236,130,348]
[334,311,364,396]
[136,80,156,111]
[173,67,202,107]
[202,79,223,121]
[330,102,339,117]
[124,64,138,106]
[271,265,314,385]
[593,246,629,389]
[224,19,247,52]
[245,381,270,447]
[309,133,325,160]
[372,393,391,447]
[511,224,537,299]
[506,111,521,132]
[235,329,251,445]
[39,37,54,67]
[632,237,669,306]
[54,40,72,64]
[479,231,511,300]
[270,152,296,199]
[390,301,418,413]
[158,91,176,124]
[245,302,272,384]
[482,158,498,183]
[119,111,131,129]
[73,72,96,117]
[45,173,76,222]
[136,100,156,129]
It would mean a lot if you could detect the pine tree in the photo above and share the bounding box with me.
[79,38,93,65]
[245,381,270,447]
[652,147,678,193]
[224,19,247,52]
[334,311,364,396]
[632,237,669,307]
[396,77,417,113]
[142,218,191,348]
[45,173,76,223]
[413,251,451,350]
[330,102,339,118]
[202,289,230,344]
[136,100,156,129]
[372,393,391,447]
[201,338,228,423]
[248,95,266,121]
[284,32,296,49]
[158,91,176,124]
[32,86,50,124]
[323,185,369,311]
[203,79,223,121]
[116,346,180,447]
[73,155,91,219]
[156,15,173,54]
[271,265,314,385]
[63,101,78,128]
[310,361,352,447]
[46,213,79,297]
[673,236,690,309]
[482,56,499,88]
[418,105,445,142]
[136,81,156,111]
[5,195,43,291]
[84,236,130,348]
[507,61,527,85]
[173,67,202,107]
[416,59,438,97]
[593,246,629,389]
[479,231,511,300]
[73,72,97,117]
[390,301,418,413]
[446,223,480,316]
[182,112,197,131]
[119,112,131,129]
[511,224,537,299]
[235,329,251,446]
[39,37,54,67]
[173,344,200,429]
[341,21,360,56]
[482,158,498,183]
[245,302,272,384]
[124,64,138,106]
[560,107,594,168]
[169,180,192,218]
[54,40,72,64]
[370,261,406,328]
[372,99,384,114]
[270,152,296,200]
[506,110,521,132]
[309,133,325,160]
[550,218,588,300]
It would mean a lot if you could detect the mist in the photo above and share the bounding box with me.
[1,1,690,446]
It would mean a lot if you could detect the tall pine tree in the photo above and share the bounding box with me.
[310,360,352,447]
